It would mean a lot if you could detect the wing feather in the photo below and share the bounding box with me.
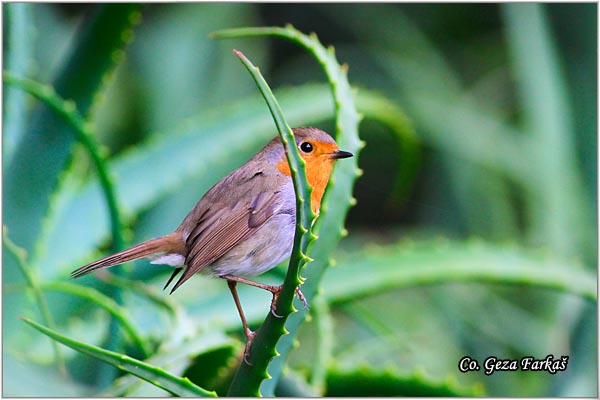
[169,190,283,293]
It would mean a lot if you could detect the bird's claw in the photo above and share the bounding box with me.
[243,330,256,366]
[269,285,308,317]
[242,285,309,365]
[269,287,284,318]
[295,286,308,309]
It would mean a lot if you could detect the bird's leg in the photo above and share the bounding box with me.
[222,275,282,317]
[221,274,308,318]
[227,280,255,365]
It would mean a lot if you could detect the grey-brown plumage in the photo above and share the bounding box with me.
[70,127,352,292]
[71,126,352,364]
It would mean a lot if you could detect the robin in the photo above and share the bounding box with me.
[71,126,353,362]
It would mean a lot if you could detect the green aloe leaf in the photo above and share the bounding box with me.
[3,227,66,375]
[3,73,125,262]
[325,367,484,397]
[21,318,217,397]
[3,4,141,260]
[354,88,420,204]
[213,24,362,396]
[324,239,597,303]
[104,327,235,396]
[40,281,150,358]
[3,68,129,385]
[184,238,596,335]
[223,49,316,396]
[502,3,592,259]
[2,3,34,164]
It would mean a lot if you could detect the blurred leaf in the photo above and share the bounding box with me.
[354,87,420,205]
[325,367,484,396]
[4,68,130,385]
[41,281,149,358]
[553,303,598,396]
[502,3,592,259]
[3,227,66,375]
[325,239,596,303]
[181,345,239,397]
[21,317,217,397]
[324,5,530,240]
[334,4,593,260]
[130,3,265,134]
[274,369,320,396]
[105,326,235,396]
[3,72,125,256]
[2,3,35,164]
[308,295,334,394]
[3,4,141,262]
[3,352,88,397]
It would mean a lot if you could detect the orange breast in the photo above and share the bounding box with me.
[276,156,335,214]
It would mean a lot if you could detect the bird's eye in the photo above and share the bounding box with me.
[300,142,313,153]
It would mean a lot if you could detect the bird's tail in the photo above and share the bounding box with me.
[71,233,184,279]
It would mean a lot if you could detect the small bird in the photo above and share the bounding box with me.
[71,126,353,362]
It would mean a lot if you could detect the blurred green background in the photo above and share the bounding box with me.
[2,3,597,397]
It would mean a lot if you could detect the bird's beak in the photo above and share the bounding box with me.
[330,149,353,159]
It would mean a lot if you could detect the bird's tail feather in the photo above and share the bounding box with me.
[71,233,184,279]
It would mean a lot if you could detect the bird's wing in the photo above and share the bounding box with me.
[168,189,283,293]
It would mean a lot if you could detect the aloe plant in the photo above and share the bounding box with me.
[213,26,363,395]
[3,4,595,397]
